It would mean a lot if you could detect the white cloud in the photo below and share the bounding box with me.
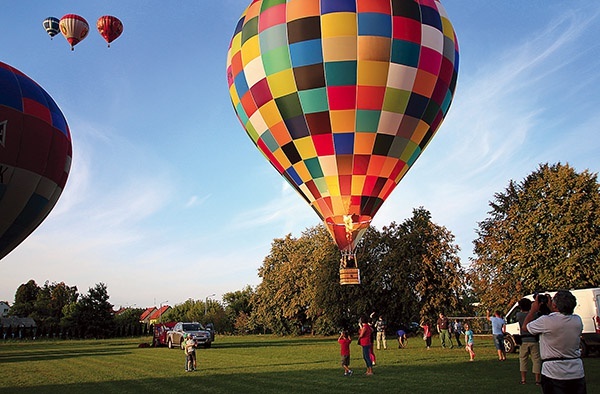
[375,7,600,264]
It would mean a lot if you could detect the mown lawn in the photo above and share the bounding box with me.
[0,335,598,393]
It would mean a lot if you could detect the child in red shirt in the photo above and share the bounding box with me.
[338,330,353,376]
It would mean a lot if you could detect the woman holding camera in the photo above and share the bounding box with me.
[522,291,586,394]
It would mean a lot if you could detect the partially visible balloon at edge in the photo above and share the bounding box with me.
[42,17,60,39]
[59,14,89,51]
[0,61,73,260]
[97,15,123,48]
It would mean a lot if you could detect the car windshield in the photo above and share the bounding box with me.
[183,323,203,331]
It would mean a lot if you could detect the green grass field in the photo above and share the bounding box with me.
[0,335,598,393]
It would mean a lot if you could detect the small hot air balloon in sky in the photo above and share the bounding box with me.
[42,17,60,39]
[59,14,89,50]
[0,61,73,260]
[226,0,459,284]
[97,15,123,47]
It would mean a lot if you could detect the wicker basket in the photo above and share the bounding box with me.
[339,268,361,285]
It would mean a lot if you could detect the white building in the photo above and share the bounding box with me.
[0,301,9,317]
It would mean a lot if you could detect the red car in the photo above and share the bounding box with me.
[152,322,176,347]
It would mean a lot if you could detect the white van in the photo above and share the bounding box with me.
[503,287,600,356]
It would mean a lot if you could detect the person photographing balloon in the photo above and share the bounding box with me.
[522,290,587,394]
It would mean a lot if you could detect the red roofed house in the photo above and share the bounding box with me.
[148,305,171,324]
[139,307,156,325]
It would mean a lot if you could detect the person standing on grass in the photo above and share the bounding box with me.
[420,320,432,349]
[436,312,453,348]
[358,316,374,375]
[375,315,387,350]
[183,334,191,371]
[464,322,475,361]
[337,330,353,376]
[453,320,464,347]
[523,291,587,394]
[185,334,197,372]
[516,298,541,385]
[487,309,507,361]
[367,314,377,365]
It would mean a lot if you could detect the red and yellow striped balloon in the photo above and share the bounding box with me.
[59,14,89,50]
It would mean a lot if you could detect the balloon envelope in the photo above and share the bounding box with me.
[59,14,89,50]
[0,61,72,260]
[97,15,123,47]
[226,0,459,255]
[43,17,60,39]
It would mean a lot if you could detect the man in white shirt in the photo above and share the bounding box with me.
[522,290,586,394]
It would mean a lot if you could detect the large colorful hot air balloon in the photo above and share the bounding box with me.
[0,61,72,260]
[226,0,459,284]
[59,14,89,50]
[97,15,123,47]
[43,17,60,39]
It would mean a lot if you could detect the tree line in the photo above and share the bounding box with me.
[4,162,599,338]
[4,281,128,339]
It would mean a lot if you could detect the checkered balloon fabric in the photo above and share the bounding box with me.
[226,0,458,252]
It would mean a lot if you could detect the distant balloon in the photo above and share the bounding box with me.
[0,61,73,260]
[42,17,60,39]
[97,15,123,47]
[59,14,89,50]
[226,0,459,284]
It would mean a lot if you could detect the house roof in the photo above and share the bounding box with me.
[1,316,37,328]
[148,305,170,321]
[139,307,156,321]
[114,307,128,315]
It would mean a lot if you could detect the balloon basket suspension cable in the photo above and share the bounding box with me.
[339,250,360,285]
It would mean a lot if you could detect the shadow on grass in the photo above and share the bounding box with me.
[0,347,131,364]
[2,357,589,394]
[213,336,333,349]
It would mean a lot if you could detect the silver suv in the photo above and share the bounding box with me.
[167,322,213,349]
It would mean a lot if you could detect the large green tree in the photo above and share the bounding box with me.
[469,163,600,311]
[31,281,78,337]
[163,298,204,322]
[70,283,115,338]
[401,208,465,323]
[114,307,146,336]
[163,298,227,332]
[223,286,255,334]
[252,208,465,335]
[10,279,40,317]
[251,232,318,335]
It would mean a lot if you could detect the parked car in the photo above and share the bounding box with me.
[503,287,600,356]
[151,322,176,347]
[166,322,214,349]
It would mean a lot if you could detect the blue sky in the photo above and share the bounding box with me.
[1,1,599,309]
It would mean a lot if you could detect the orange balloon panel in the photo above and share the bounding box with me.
[227,0,459,252]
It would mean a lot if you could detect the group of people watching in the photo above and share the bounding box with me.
[338,289,586,394]
[485,291,586,393]
[418,313,465,350]
[337,314,389,376]
[522,291,586,393]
